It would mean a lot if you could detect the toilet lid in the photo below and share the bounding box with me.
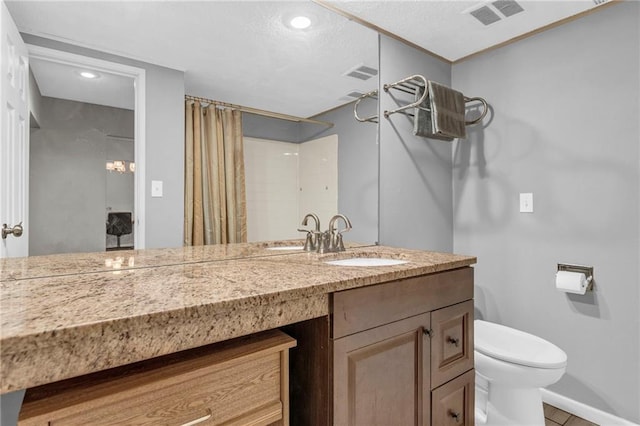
[475,320,567,369]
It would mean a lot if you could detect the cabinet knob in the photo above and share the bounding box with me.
[422,328,433,337]
[446,336,460,347]
[448,410,461,423]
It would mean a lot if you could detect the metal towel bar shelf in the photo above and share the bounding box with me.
[383,74,428,118]
[353,89,379,123]
[366,74,488,126]
[463,97,488,125]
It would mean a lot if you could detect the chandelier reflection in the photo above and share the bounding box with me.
[106,160,135,173]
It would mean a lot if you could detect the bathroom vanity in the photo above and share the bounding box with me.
[0,243,476,425]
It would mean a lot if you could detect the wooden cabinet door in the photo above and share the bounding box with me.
[333,313,430,426]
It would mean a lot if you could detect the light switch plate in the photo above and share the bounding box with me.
[520,192,533,213]
[151,180,163,198]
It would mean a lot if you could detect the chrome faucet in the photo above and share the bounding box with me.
[327,214,352,252]
[299,213,352,253]
[298,213,321,252]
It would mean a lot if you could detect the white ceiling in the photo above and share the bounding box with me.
[30,57,135,110]
[6,0,610,118]
[328,0,604,62]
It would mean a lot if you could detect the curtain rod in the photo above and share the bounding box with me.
[185,95,334,128]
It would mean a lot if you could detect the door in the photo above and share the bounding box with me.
[1,1,29,258]
[333,313,431,426]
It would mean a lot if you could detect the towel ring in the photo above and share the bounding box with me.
[464,96,488,125]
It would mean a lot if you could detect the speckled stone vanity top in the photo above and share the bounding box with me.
[0,239,326,281]
[0,243,475,393]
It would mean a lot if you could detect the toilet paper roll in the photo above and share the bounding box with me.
[555,270,589,295]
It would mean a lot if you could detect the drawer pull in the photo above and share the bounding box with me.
[181,408,212,426]
[422,327,433,337]
[446,336,460,347]
[448,410,461,423]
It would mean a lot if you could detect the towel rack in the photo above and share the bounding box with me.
[382,74,428,118]
[463,96,488,125]
[353,89,379,123]
[381,74,489,125]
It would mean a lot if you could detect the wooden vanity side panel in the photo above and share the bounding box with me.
[281,317,332,426]
[333,267,473,339]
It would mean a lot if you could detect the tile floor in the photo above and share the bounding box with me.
[544,403,598,426]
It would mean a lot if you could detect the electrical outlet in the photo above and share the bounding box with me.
[519,193,533,213]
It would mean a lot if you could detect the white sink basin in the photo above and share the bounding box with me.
[324,258,408,267]
[266,246,304,251]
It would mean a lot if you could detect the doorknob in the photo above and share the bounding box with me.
[2,222,23,239]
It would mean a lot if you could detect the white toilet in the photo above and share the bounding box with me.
[474,320,567,426]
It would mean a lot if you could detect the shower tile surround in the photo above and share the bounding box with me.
[0,243,475,393]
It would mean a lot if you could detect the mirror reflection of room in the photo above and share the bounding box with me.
[19,0,380,257]
[28,59,135,256]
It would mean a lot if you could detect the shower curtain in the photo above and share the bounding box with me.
[184,100,247,246]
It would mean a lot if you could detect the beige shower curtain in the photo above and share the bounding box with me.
[184,100,247,246]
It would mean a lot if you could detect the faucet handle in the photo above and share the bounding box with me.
[334,233,346,252]
[297,228,315,251]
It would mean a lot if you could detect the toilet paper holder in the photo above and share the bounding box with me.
[557,263,594,291]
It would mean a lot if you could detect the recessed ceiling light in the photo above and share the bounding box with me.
[290,16,311,29]
[79,71,99,79]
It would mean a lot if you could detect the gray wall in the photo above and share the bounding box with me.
[302,100,379,245]
[243,113,301,143]
[378,35,453,251]
[24,34,185,250]
[30,97,133,255]
[452,2,640,422]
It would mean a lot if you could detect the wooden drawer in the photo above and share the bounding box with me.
[431,369,474,426]
[430,300,474,389]
[19,330,296,426]
[333,267,473,339]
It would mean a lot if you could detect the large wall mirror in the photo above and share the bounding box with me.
[6,0,379,256]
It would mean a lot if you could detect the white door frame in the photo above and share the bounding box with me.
[27,44,147,249]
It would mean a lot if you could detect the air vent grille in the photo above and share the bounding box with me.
[470,6,501,25]
[468,0,525,26]
[492,0,524,17]
[339,91,365,102]
[344,65,378,81]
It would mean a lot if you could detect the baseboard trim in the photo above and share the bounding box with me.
[541,389,639,426]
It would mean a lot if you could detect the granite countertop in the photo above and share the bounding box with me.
[0,243,475,393]
[0,239,328,281]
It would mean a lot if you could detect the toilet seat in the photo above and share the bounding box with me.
[475,320,567,369]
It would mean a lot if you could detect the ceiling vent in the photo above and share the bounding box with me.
[470,6,501,25]
[592,0,609,4]
[468,0,524,26]
[492,0,524,17]
[344,65,378,81]
[339,91,365,102]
